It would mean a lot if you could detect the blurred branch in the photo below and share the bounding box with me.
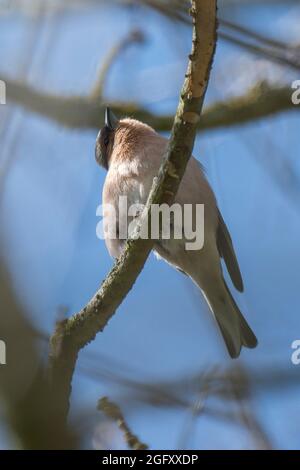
[3,0,299,15]
[0,11,48,190]
[98,397,148,449]
[79,359,300,411]
[126,0,300,70]
[177,369,213,449]
[90,29,145,99]
[220,32,300,72]
[220,19,290,51]
[48,0,218,422]
[36,329,300,395]
[1,73,296,131]
[0,264,76,449]
[228,367,273,450]
[83,363,276,449]
[3,0,300,69]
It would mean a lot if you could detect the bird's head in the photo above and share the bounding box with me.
[95,107,158,170]
[95,107,119,170]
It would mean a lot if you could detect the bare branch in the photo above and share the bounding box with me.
[220,32,300,72]
[90,29,145,99]
[123,0,300,70]
[98,397,148,450]
[220,18,290,51]
[228,367,273,450]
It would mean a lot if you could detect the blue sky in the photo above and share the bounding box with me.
[0,1,300,449]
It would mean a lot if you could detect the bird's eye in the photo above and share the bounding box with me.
[104,135,109,147]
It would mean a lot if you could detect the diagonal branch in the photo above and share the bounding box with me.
[219,32,300,72]
[48,0,218,422]
[219,19,290,51]
[98,397,148,450]
[124,0,300,70]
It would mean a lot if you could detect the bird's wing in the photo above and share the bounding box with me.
[216,210,244,292]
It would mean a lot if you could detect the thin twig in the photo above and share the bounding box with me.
[220,19,290,51]
[228,366,273,450]
[98,397,148,449]
[126,0,300,70]
[220,32,300,72]
[90,29,145,99]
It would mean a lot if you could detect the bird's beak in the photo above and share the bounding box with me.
[105,107,119,130]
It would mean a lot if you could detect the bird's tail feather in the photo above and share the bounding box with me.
[204,280,257,358]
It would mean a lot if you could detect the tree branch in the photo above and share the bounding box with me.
[1,72,295,132]
[48,0,218,422]
[220,18,290,51]
[124,0,300,71]
[98,397,148,450]
[220,32,300,72]
[90,29,145,100]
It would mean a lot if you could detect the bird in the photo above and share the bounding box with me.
[95,107,258,358]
